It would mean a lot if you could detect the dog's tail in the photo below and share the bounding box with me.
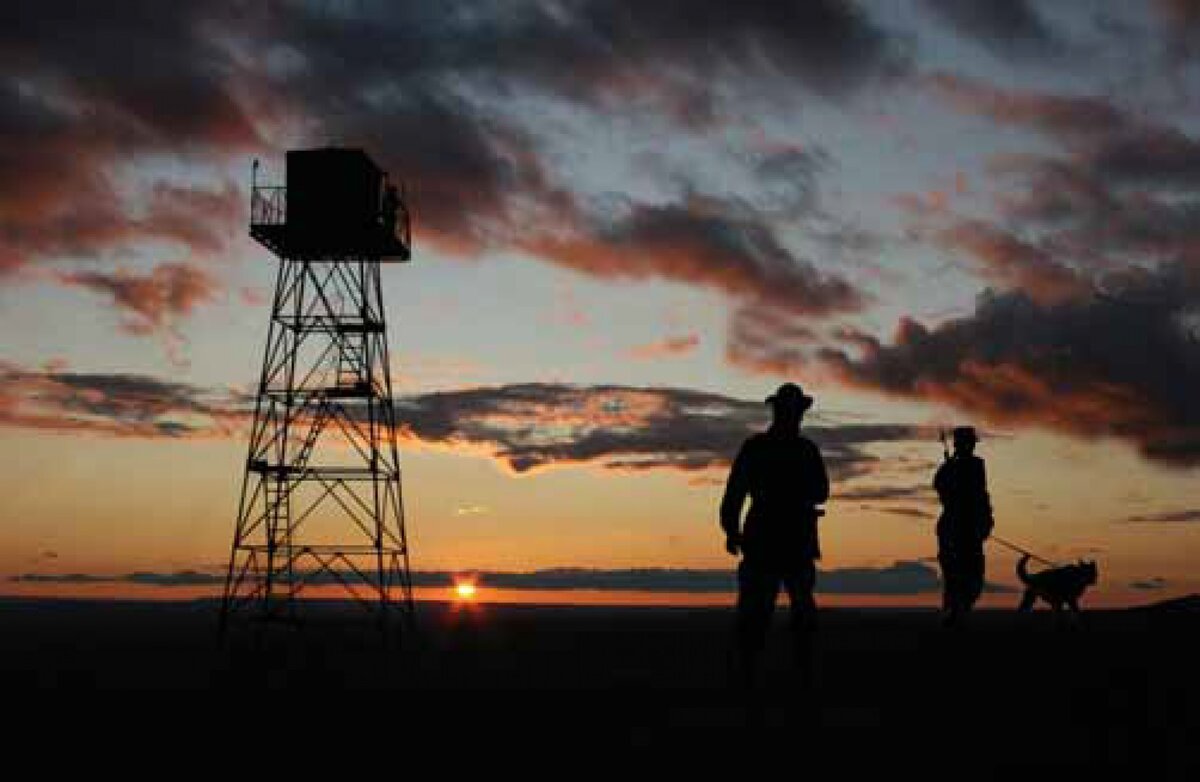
[1016,553,1033,585]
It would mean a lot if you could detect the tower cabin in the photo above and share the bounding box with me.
[249,147,411,261]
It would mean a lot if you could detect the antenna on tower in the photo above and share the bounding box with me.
[220,147,414,644]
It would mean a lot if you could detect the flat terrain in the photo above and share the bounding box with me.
[1,599,1196,777]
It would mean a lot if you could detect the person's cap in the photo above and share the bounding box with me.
[765,382,813,410]
[952,426,978,442]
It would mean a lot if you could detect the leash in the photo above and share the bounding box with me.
[987,533,1058,568]
[874,500,1061,568]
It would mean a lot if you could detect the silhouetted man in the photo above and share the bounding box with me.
[721,382,829,688]
[934,426,994,628]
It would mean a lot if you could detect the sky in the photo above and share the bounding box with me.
[2,0,1200,606]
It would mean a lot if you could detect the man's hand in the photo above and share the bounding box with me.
[725,533,742,557]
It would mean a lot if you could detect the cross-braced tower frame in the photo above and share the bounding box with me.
[220,148,413,634]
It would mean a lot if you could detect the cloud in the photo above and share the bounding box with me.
[9,570,222,586]
[917,74,1200,315]
[1125,509,1200,523]
[8,573,111,584]
[0,361,245,440]
[1130,576,1169,590]
[396,383,922,478]
[1,1,901,348]
[519,196,867,319]
[443,562,948,595]
[835,483,932,502]
[923,77,1200,271]
[724,304,820,376]
[0,5,256,275]
[931,219,1092,306]
[922,0,1064,61]
[928,73,1200,194]
[875,506,934,520]
[1154,0,1200,61]
[124,570,225,586]
[10,560,999,596]
[925,73,1130,140]
[820,270,1200,466]
[0,365,922,478]
[54,263,221,340]
[626,334,700,361]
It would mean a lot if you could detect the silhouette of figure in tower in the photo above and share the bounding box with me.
[720,382,829,689]
[934,426,993,628]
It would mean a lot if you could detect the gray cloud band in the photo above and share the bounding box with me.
[0,366,922,477]
[7,560,1014,596]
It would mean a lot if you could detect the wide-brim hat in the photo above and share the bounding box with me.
[952,426,978,443]
[766,382,813,410]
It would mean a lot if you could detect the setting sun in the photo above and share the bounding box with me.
[455,581,478,600]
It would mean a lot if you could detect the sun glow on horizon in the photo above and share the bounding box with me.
[454,580,478,600]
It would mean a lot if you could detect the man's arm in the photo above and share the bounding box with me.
[720,440,751,553]
[978,459,994,539]
[804,439,830,508]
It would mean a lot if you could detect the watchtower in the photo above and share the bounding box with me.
[219,147,413,636]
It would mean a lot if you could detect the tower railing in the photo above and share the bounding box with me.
[251,184,287,227]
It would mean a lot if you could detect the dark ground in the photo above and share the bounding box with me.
[1,598,1196,778]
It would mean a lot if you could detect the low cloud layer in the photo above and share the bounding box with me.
[397,383,921,477]
[0,365,921,478]
[0,361,245,439]
[1125,508,1200,523]
[9,559,1012,596]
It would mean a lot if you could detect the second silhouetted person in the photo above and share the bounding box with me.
[934,426,994,628]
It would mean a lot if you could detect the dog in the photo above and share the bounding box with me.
[1016,554,1098,615]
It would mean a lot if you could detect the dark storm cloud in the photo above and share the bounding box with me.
[922,0,1063,60]
[820,270,1200,466]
